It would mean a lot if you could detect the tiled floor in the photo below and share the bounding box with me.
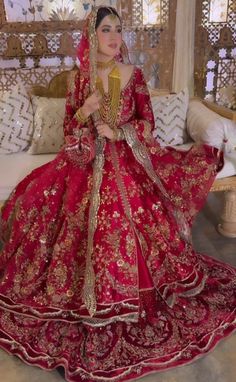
[0,192,235,382]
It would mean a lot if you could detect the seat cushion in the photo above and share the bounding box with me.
[217,151,236,179]
[0,152,56,201]
[0,148,236,202]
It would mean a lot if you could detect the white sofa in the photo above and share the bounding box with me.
[0,70,236,237]
[0,153,56,202]
[1,137,236,203]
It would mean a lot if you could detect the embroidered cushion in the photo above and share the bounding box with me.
[0,85,34,153]
[151,89,189,146]
[28,96,66,154]
[187,99,236,152]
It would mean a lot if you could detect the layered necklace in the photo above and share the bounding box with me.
[96,58,116,71]
[96,64,121,130]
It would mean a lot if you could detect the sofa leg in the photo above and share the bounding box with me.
[218,190,236,238]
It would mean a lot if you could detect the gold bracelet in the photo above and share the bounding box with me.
[111,129,118,142]
[111,128,124,142]
[75,107,88,124]
[117,129,124,141]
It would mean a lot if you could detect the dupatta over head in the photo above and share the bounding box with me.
[76,6,131,316]
[77,6,130,94]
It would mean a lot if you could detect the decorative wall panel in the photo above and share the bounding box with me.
[0,0,176,93]
[0,66,70,92]
[216,57,236,103]
[120,0,175,90]
[195,0,236,102]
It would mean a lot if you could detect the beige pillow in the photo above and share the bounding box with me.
[28,96,66,154]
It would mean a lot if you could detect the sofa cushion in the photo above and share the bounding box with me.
[217,151,236,179]
[151,88,189,146]
[0,85,33,154]
[0,149,235,202]
[28,96,66,154]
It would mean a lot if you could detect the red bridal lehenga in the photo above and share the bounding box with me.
[0,8,235,382]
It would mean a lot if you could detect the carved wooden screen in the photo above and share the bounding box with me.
[194,0,236,102]
[0,0,176,91]
[120,0,176,90]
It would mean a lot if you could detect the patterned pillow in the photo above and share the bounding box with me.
[151,89,189,146]
[0,85,34,153]
[28,96,66,154]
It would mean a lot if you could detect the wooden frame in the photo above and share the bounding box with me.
[203,100,236,122]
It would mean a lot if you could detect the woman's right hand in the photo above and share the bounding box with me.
[81,90,102,118]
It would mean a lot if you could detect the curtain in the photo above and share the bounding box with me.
[172,0,196,96]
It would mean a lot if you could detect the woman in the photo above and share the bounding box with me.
[0,6,235,382]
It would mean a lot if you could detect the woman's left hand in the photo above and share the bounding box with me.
[96,123,115,140]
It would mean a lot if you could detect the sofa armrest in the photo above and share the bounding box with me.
[187,99,236,152]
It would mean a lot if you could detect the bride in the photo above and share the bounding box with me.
[0,5,235,382]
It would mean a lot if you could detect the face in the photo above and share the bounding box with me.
[96,14,122,60]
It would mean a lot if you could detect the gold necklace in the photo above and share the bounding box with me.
[96,66,121,130]
[96,58,116,71]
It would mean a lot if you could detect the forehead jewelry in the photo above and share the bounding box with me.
[108,14,117,21]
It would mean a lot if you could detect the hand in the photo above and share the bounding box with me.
[96,123,115,140]
[81,90,102,118]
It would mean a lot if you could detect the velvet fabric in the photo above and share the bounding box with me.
[0,64,235,382]
[0,6,235,382]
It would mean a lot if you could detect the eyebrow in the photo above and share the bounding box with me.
[101,24,122,28]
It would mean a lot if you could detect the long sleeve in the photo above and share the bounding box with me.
[118,67,223,230]
[119,67,156,146]
[64,70,82,136]
[63,69,95,166]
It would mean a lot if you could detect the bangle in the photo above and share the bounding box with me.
[111,128,124,142]
[118,129,125,141]
[75,107,88,124]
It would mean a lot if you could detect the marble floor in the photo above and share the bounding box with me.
[0,192,235,382]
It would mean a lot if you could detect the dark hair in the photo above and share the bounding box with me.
[95,7,121,29]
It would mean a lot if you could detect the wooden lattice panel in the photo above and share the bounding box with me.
[0,66,72,92]
[0,0,176,93]
[195,0,236,100]
[216,58,236,102]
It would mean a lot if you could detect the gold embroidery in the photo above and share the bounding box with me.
[83,137,106,316]
[121,123,192,244]
[110,143,142,296]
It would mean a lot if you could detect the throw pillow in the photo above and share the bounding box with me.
[0,85,34,154]
[28,96,66,154]
[151,88,189,146]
